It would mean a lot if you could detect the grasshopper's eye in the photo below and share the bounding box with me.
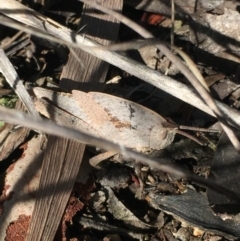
[150,126,170,150]
[150,126,176,150]
[158,129,168,140]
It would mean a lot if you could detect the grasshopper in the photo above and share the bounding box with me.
[33,87,217,167]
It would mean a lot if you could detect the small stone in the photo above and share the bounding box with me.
[208,235,222,241]
[193,227,204,237]
[174,227,190,241]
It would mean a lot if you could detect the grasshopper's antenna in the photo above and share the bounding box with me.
[179,125,220,133]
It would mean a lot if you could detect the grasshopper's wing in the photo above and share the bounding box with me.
[34,88,121,144]
[72,90,115,129]
[87,92,167,151]
[33,87,89,121]
[34,88,171,150]
[35,98,101,137]
[33,88,100,137]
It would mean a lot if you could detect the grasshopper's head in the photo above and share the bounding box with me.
[150,123,205,150]
[150,125,177,150]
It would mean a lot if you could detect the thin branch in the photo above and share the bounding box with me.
[0,49,39,117]
[0,15,162,52]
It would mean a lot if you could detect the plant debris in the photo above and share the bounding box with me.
[0,0,240,240]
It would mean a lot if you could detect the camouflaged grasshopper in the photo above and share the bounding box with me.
[33,87,213,154]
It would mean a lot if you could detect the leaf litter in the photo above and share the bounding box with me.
[1,0,240,240]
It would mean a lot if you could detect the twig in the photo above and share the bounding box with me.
[171,0,175,47]
[0,30,23,49]
[0,15,160,52]
[0,49,39,117]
